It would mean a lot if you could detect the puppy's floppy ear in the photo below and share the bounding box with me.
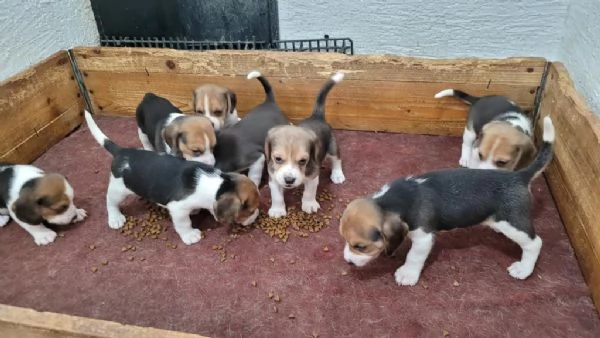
[161,123,183,156]
[11,192,44,225]
[264,127,279,161]
[214,193,241,225]
[305,131,321,177]
[515,135,537,170]
[225,90,237,115]
[382,212,408,257]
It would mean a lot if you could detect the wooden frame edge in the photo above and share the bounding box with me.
[0,304,207,338]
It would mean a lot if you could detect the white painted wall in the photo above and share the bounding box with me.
[559,0,600,114]
[0,0,99,80]
[278,0,569,59]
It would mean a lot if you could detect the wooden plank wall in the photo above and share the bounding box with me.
[536,62,600,310]
[73,47,546,136]
[0,304,206,338]
[0,51,84,164]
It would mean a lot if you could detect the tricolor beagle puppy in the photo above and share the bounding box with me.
[265,72,346,218]
[84,111,260,245]
[213,71,290,187]
[434,89,535,171]
[136,93,217,165]
[192,84,239,131]
[0,163,87,245]
[340,117,555,286]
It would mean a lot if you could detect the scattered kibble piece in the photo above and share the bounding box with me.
[139,257,146,261]
[273,295,281,302]
[273,306,278,313]
[269,257,275,263]
[101,260,109,266]
[341,271,348,276]
[268,292,274,299]
[323,246,329,252]
[442,329,450,337]
[89,244,96,250]
[422,282,429,289]
[452,280,459,287]
[251,281,257,287]
[128,256,135,261]
[288,313,295,319]
[312,333,319,338]
[58,233,65,238]
[92,267,99,273]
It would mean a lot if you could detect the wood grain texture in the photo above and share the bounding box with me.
[537,62,600,312]
[73,47,546,136]
[0,304,206,338]
[0,51,83,164]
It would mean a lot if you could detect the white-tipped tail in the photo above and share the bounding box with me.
[331,72,345,83]
[247,70,261,80]
[434,89,455,99]
[542,116,555,143]
[84,110,109,147]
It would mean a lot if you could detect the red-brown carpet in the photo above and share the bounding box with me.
[0,115,598,338]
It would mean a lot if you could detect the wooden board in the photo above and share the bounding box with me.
[73,47,546,136]
[536,62,600,311]
[0,51,84,164]
[0,304,206,338]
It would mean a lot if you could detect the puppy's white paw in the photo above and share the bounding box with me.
[32,228,57,246]
[74,208,88,222]
[301,200,320,214]
[0,215,10,227]
[178,229,202,245]
[330,169,346,184]
[268,207,287,218]
[507,261,534,280]
[459,156,470,168]
[394,265,421,286]
[108,212,126,229]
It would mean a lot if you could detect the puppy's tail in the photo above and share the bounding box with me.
[518,116,555,183]
[247,70,275,103]
[83,110,120,156]
[311,72,344,120]
[434,88,480,105]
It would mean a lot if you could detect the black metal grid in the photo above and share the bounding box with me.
[100,35,354,55]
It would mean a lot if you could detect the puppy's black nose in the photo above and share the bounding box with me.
[284,176,296,185]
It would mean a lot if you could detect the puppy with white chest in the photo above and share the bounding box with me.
[213,71,290,187]
[136,92,217,165]
[434,89,535,170]
[84,111,260,245]
[340,117,555,286]
[0,163,87,245]
[265,72,346,218]
[192,84,239,131]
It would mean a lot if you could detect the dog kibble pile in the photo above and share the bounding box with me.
[120,202,170,242]
[256,189,345,242]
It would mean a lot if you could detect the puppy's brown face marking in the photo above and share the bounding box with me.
[12,174,73,225]
[477,121,536,171]
[192,84,236,131]
[265,125,320,188]
[162,116,217,164]
[340,199,385,257]
[214,174,260,226]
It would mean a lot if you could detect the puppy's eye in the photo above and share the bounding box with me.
[298,159,307,166]
[353,244,367,251]
[478,152,484,161]
[274,156,284,164]
[495,160,508,167]
[213,110,223,116]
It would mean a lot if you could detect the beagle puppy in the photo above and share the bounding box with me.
[340,117,555,286]
[434,89,535,171]
[136,92,217,165]
[265,72,345,218]
[213,71,290,187]
[192,84,239,131]
[84,111,260,245]
[0,163,87,245]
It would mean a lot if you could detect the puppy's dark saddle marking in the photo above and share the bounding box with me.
[136,92,184,152]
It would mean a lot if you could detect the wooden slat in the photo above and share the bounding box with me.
[0,304,206,338]
[536,62,600,312]
[0,51,83,163]
[73,47,546,136]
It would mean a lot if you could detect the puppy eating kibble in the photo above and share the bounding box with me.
[340,116,555,286]
[84,111,260,245]
[214,70,290,187]
[265,72,346,218]
[136,92,217,165]
[0,163,87,245]
[192,84,238,131]
[434,89,535,170]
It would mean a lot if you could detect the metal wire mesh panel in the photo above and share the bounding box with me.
[100,35,354,55]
